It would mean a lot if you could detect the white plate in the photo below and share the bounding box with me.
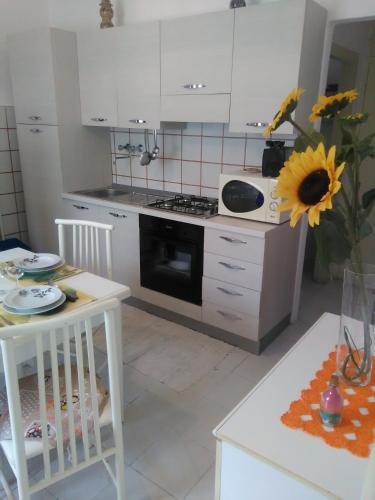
[14,254,62,271]
[4,285,63,311]
[3,294,66,316]
[20,259,65,274]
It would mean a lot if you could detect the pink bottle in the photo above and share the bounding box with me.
[320,374,344,426]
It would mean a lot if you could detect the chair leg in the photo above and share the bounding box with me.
[0,468,14,500]
[114,449,126,500]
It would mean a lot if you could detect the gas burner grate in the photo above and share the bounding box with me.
[147,194,218,218]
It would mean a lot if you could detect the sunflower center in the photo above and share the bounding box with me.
[298,169,330,205]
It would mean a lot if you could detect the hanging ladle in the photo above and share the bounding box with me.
[140,129,152,166]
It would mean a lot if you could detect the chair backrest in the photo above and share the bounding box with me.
[0,299,124,499]
[55,219,113,279]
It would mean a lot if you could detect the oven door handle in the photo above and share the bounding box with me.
[218,261,246,271]
[217,287,243,297]
[219,236,247,244]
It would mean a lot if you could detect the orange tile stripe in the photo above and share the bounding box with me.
[281,351,375,458]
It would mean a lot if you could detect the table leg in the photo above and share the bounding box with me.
[114,305,124,421]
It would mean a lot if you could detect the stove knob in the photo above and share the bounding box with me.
[269,201,279,212]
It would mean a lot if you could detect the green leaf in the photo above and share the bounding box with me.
[360,220,373,239]
[313,211,352,270]
[341,127,353,146]
[294,129,325,153]
[362,188,375,210]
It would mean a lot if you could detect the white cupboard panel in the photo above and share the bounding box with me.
[204,227,264,265]
[204,252,263,291]
[161,10,234,96]
[203,277,260,316]
[7,29,58,125]
[202,302,259,340]
[77,28,118,127]
[161,94,230,123]
[117,22,160,129]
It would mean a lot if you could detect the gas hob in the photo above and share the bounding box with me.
[147,195,218,218]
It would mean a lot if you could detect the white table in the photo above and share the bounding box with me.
[0,247,131,406]
[214,313,370,500]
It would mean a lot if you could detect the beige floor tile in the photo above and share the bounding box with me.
[185,465,215,500]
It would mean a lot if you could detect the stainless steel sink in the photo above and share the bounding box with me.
[80,187,129,198]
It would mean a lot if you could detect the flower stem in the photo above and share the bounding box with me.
[288,118,320,147]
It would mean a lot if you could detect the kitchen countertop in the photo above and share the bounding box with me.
[62,185,288,238]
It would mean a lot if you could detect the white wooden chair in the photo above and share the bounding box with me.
[0,299,126,500]
[55,219,113,279]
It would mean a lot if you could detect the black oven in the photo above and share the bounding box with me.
[139,214,204,305]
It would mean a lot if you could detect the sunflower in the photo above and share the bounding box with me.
[309,89,358,122]
[274,143,345,227]
[263,88,305,137]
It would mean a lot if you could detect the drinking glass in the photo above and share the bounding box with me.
[4,266,24,288]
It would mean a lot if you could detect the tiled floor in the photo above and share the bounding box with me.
[0,275,342,499]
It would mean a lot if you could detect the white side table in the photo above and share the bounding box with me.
[214,313,370,500]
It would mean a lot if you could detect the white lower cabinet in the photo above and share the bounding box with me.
[203,277,260,317]
[202,302,259,341]
[62,199,140,292]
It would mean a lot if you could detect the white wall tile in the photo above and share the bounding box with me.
[132,178,147,188]
[201,187,218,198]
[117,175,131,186]
[182,161,201,186]
[112,174,118,184]
[201,163,221,188]
[0,193,17,214]
[114,130,130,153]
[18,212,27,231]
[164,159,182,183]
[0,108,6,128]
[164,182,182,194]
[116,157,131,177]
[16,192,25,212]
[148,180,163,191]
[8,130,18,150]
[2,213,19,235]
[223,138,246,165]
[0,130,9,151]
[147,159,164,181]
[182,185,201,196]
[245,138,266,166]
[0,173,14,194]
[164,134,182,159]
[202,137,222,164]
[131,157,147,179]
[183,123,202,136]
[5,107,16,129]
[0,151,12,173]
[13,171,23,192]
[182,136,201,161]
[222,164,244,175]
[203,123,223,137]
[11,151,20,171]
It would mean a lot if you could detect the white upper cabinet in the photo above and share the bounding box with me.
[230,0,327,135]
[77,28,118,127]
[117,22,160,130]
[7,29,58,125]
[161,10,234,96]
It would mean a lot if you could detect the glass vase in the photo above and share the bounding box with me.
[336,264,375,387]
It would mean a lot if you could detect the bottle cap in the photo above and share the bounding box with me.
[330,374,340,386]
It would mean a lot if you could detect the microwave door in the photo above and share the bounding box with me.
[222,180,265,215]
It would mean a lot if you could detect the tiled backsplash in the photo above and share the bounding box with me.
[0,106,28,242]
[111,123,291,197]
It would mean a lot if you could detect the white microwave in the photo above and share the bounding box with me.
[218,171,289,224]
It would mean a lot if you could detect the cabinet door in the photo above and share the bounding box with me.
[161,10,234,96]
[102,208,140,292]
[230,0,305,135]
[7,29,58,125]
[117,23,160,129]
[17,125,63,253]
[77,28,118,127]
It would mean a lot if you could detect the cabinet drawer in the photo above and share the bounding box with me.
[203,277,260,316]
[202,302,259,341]
[204,228,264,264]
[204,252,262,291]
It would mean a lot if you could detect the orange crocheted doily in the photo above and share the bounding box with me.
[281,351,375,458]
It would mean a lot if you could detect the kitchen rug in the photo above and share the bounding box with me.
[281,350,375,458]
[0,284,96,327]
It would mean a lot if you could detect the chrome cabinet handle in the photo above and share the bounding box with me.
[246,122,269,128]
[109,212,127,218]
[28,115,41,121]
[219,236,247,244]
[219,261,246,271]
[217,287,243,297]
[217,310,242,321]
[129,119,147,124]
[91,117,107,122]
[29,128,43,133]
[183,83,206,90]
[73,204,88,210]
